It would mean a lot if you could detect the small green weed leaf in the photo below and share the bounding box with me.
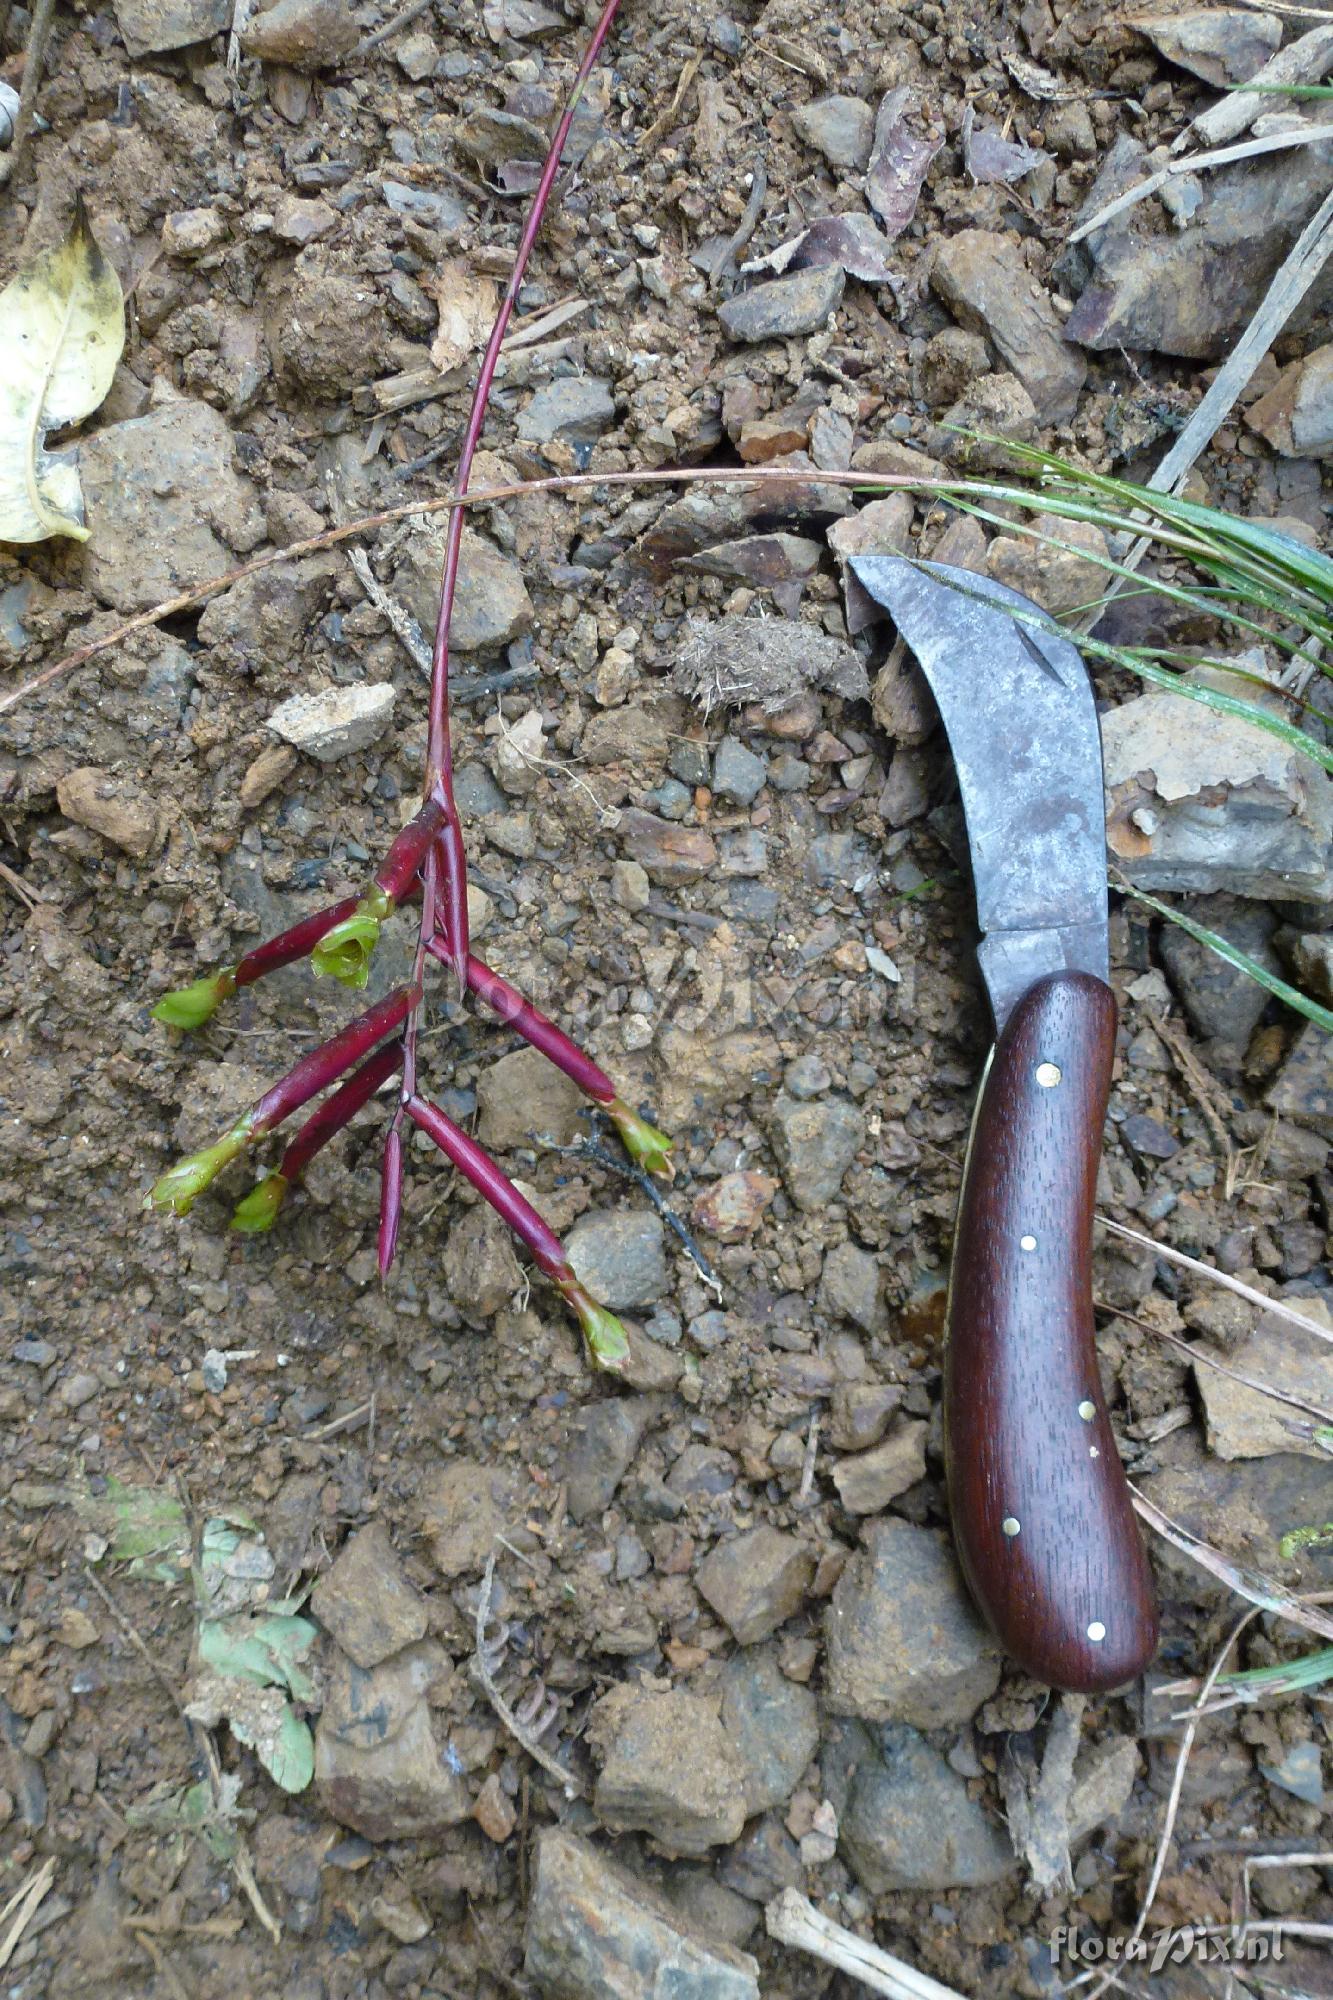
[264,1709,316,1794]
[93,1476,190,1569]
[198,1612,319,1700]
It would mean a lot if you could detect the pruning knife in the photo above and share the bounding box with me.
[850,555,1159,1694]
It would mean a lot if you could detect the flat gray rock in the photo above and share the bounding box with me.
[241,0,358,67]
[718,1645,819,1816]
[696,1524,815,1645]
[831,1421,928,1515]
[476,1044,587,1150]
[315,1646,466,1841]
[718,265,845,343]
[561,1396,654,1521]
[825,1518,1002,1727]
[932,229,1085,423]
[566,1210,669,1311]
[1131,7,1281,88]
[113,0,229,53]
[310,1522,428,1669]
[395,523,532,654]
[1158,893,1281,1046]
[267,683,395,763]
[517,376,615,447]
[769,1093,865,1211]
[79,400,263,613]
[525,1829,759,1999]
[842,1725,1014,1891]
[1064,135,1333,359]
[592,1686,748,1856]
[1103,669,1333,903]
[792,94,875,170]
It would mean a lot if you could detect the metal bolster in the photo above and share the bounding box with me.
[977,921,1111,1035]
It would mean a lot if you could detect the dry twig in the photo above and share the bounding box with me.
[1131,1489,1333,1642]
[0,465,931,721]
[355,0,436,56]
[0,1859,56,1973]
[0,0,56,182]
[1143,1009,1238,1182]
[1098,1219,1333,1349]
[766,1890,966,2000]
[1070,1607,1258,2000]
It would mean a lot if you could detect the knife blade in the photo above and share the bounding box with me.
[850,555,1159,1693]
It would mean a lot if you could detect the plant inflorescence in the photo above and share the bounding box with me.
[144,0,661,1371]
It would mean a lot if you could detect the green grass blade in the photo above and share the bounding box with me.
[962,441,1333,623]
[1121,886,1333,1035]
[940,494,1333,679]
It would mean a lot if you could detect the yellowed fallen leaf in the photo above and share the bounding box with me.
[0,201,125,544]
[424,258,497,376]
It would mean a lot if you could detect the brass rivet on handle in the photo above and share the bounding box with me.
[1087,1621,1106,1643]
[1078,1399,1096,1422]
[1002,1517,1021,1537]
[1019,1234,1037,1251]
[1035,1061,1062,1088]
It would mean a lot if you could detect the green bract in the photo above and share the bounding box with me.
[151,970,235,1030]
[568,1287,631,1371]
[146,1122,250,1216]
[230,1173,289,1234]
[310,911,382,989]
[608,1100,674,1178]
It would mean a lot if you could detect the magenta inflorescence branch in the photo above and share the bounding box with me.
[145,0,660,1372]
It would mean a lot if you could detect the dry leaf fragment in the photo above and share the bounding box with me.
[961,105,1049,185]
[0,202,125,545]
[424,259,498,375]
[866,89,943,239]
[743,212,903,286]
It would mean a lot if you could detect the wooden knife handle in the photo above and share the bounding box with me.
[944,971,1159,1692]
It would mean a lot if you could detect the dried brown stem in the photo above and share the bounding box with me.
[0,466,927,720]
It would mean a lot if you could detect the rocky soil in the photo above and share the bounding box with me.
[1,0,1331,1995]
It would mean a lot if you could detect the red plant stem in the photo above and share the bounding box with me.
[406,1093,573,1283]
[384,838,438,1274]
[414,0,627,981]
[278,1038,403,1183]
[252,986,414,1137]
[424,933,616,1103]
[233,896,360,988]
[377,1126,404,1279]
[374,800,447,903]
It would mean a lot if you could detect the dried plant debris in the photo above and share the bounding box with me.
[742,212,903,287]
[866,88,943,238]
[672,615,869,715]
[961,105,1049,185]
[0,202,125,543]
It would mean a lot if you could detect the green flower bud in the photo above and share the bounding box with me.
[146,1120,252,1217]
[565,1282,630,1372]
[152,969,236,1031]
[310,892,391,989]
[608,1099,674,1179]
[230,1173,289,1233]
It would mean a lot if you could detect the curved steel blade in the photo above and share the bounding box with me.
[850,555,1109,1030]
